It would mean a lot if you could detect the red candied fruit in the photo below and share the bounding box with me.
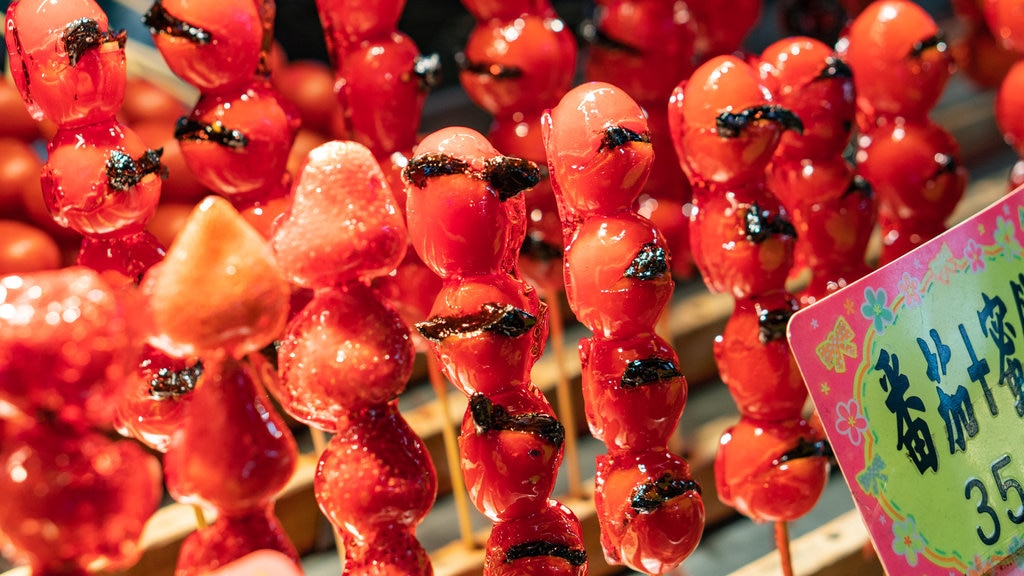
[272,140,407,288]
[174,505,299,575]
[5,0,127,126]
[278,284,414,430]
[0,268,135,428]
[485,499,587,575]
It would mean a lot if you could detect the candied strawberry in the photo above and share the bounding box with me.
[271,141,406,288]
[141,196,290,358]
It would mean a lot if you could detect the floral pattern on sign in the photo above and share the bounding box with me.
[861,287,894,334]
[815,316,857,373]
[963,239,985,273]
[834,399,868,446]
[897,272,922,309]
[929,243,956,285]
[892,515,926,567]
[997,215,1021,261]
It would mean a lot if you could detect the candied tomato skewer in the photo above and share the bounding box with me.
[842,0,965,264]
[544,82,704,574]
[404,127,587,575]
[669,56,830,535]
[271,141,438,573]
[760,37,876,305]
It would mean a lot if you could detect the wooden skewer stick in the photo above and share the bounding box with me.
[309,427,346,572]
[191,505,208,530]
[776,520,795,576]
[427,353,478,549]
[545,294,584,500]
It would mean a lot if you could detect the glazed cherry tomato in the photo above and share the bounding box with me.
[315,0,406,59]
[580,334,687,451]
[842,0,953,124]
[688,0,762,58]
[404,127,536,279]
[594,449,704,574]
[997,60,1024,158]
[459,385,564,522]
[176,80,299,202]
[984,0,1024,53]
[5,0,127,127]
[143,0,263,93]
[485,499,587,575]
[543,82,653,218]
[174,508,299,576]
[0,220,62,274]
[43,122,163,238]
[715,417,830,522]
[952,20,1020,90]
[113,347,200,453]
[76,229,166,284]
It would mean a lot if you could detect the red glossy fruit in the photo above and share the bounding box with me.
[120,77,189,125]
[997,60,1024,158]
[144,0,263,92]
[856,120,966,264]
[131,120,207,205]
[843,0,953,123]
[271,140,406,288]
[76,229,166,284]
[326,523,431,576]
[585,0,698,103]
[177,80,299,201]
[278,284,414,430]
[594,449,704,574]
[689,0,762,58]
[759,36,856,158]
[164,356,298,514]
[715,417,830,522]
[315,402,436,530]
[0,423,162,573]
[43,122,163,238]
[371,250,444,336]
[175,506,299,575]
[0,220,62,274]
[114,347,199,453]
[484,500,587,575]
[424,275,544,397]
[142,196,290,359]
[459,16,576,118]
[670,55,800,186]
[952,20,1020,90]
[563,213,673,339]
[146,201,195,248]
[460,0,538,22]
[0,268,134,427]
[338,32,427,159]
[543,82,653,219]
[715,294,807,420]
[272,59,346,138]
[0,138,41,216]
[984,0,1024,53]
[5,0,126,127]
[404,127,534,279]
[315,0,406,59]
[580,334,686,451]
[460,386,564,522]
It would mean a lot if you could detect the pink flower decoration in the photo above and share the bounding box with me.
[964,239,985,273]
[835,399,868,446]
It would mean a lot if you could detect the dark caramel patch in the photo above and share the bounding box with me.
[175,118,248,150]
[64,18,127,67]
[621,357,682,389]
[815,56,853,81]
[758,306,795,344]
[106,148,167,192]
[772,437,833,466]
[149,360,203,400]
[623,242,667,280]
[505,541,587,566]
[403,153,470,188]
[716,105,803,139]
[744,202,797,244]
[581,21,642,55]
[455,51,522,79]
[910,32,947,59]
[483,156,540,200]
[630,473,701,513]
[599,125,651,152]
[469,393,565,447]
[143,1,212,44]
[843,174,873,199]
[415,303,536,343]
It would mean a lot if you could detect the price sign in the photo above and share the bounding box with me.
[789,186,1024,575]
